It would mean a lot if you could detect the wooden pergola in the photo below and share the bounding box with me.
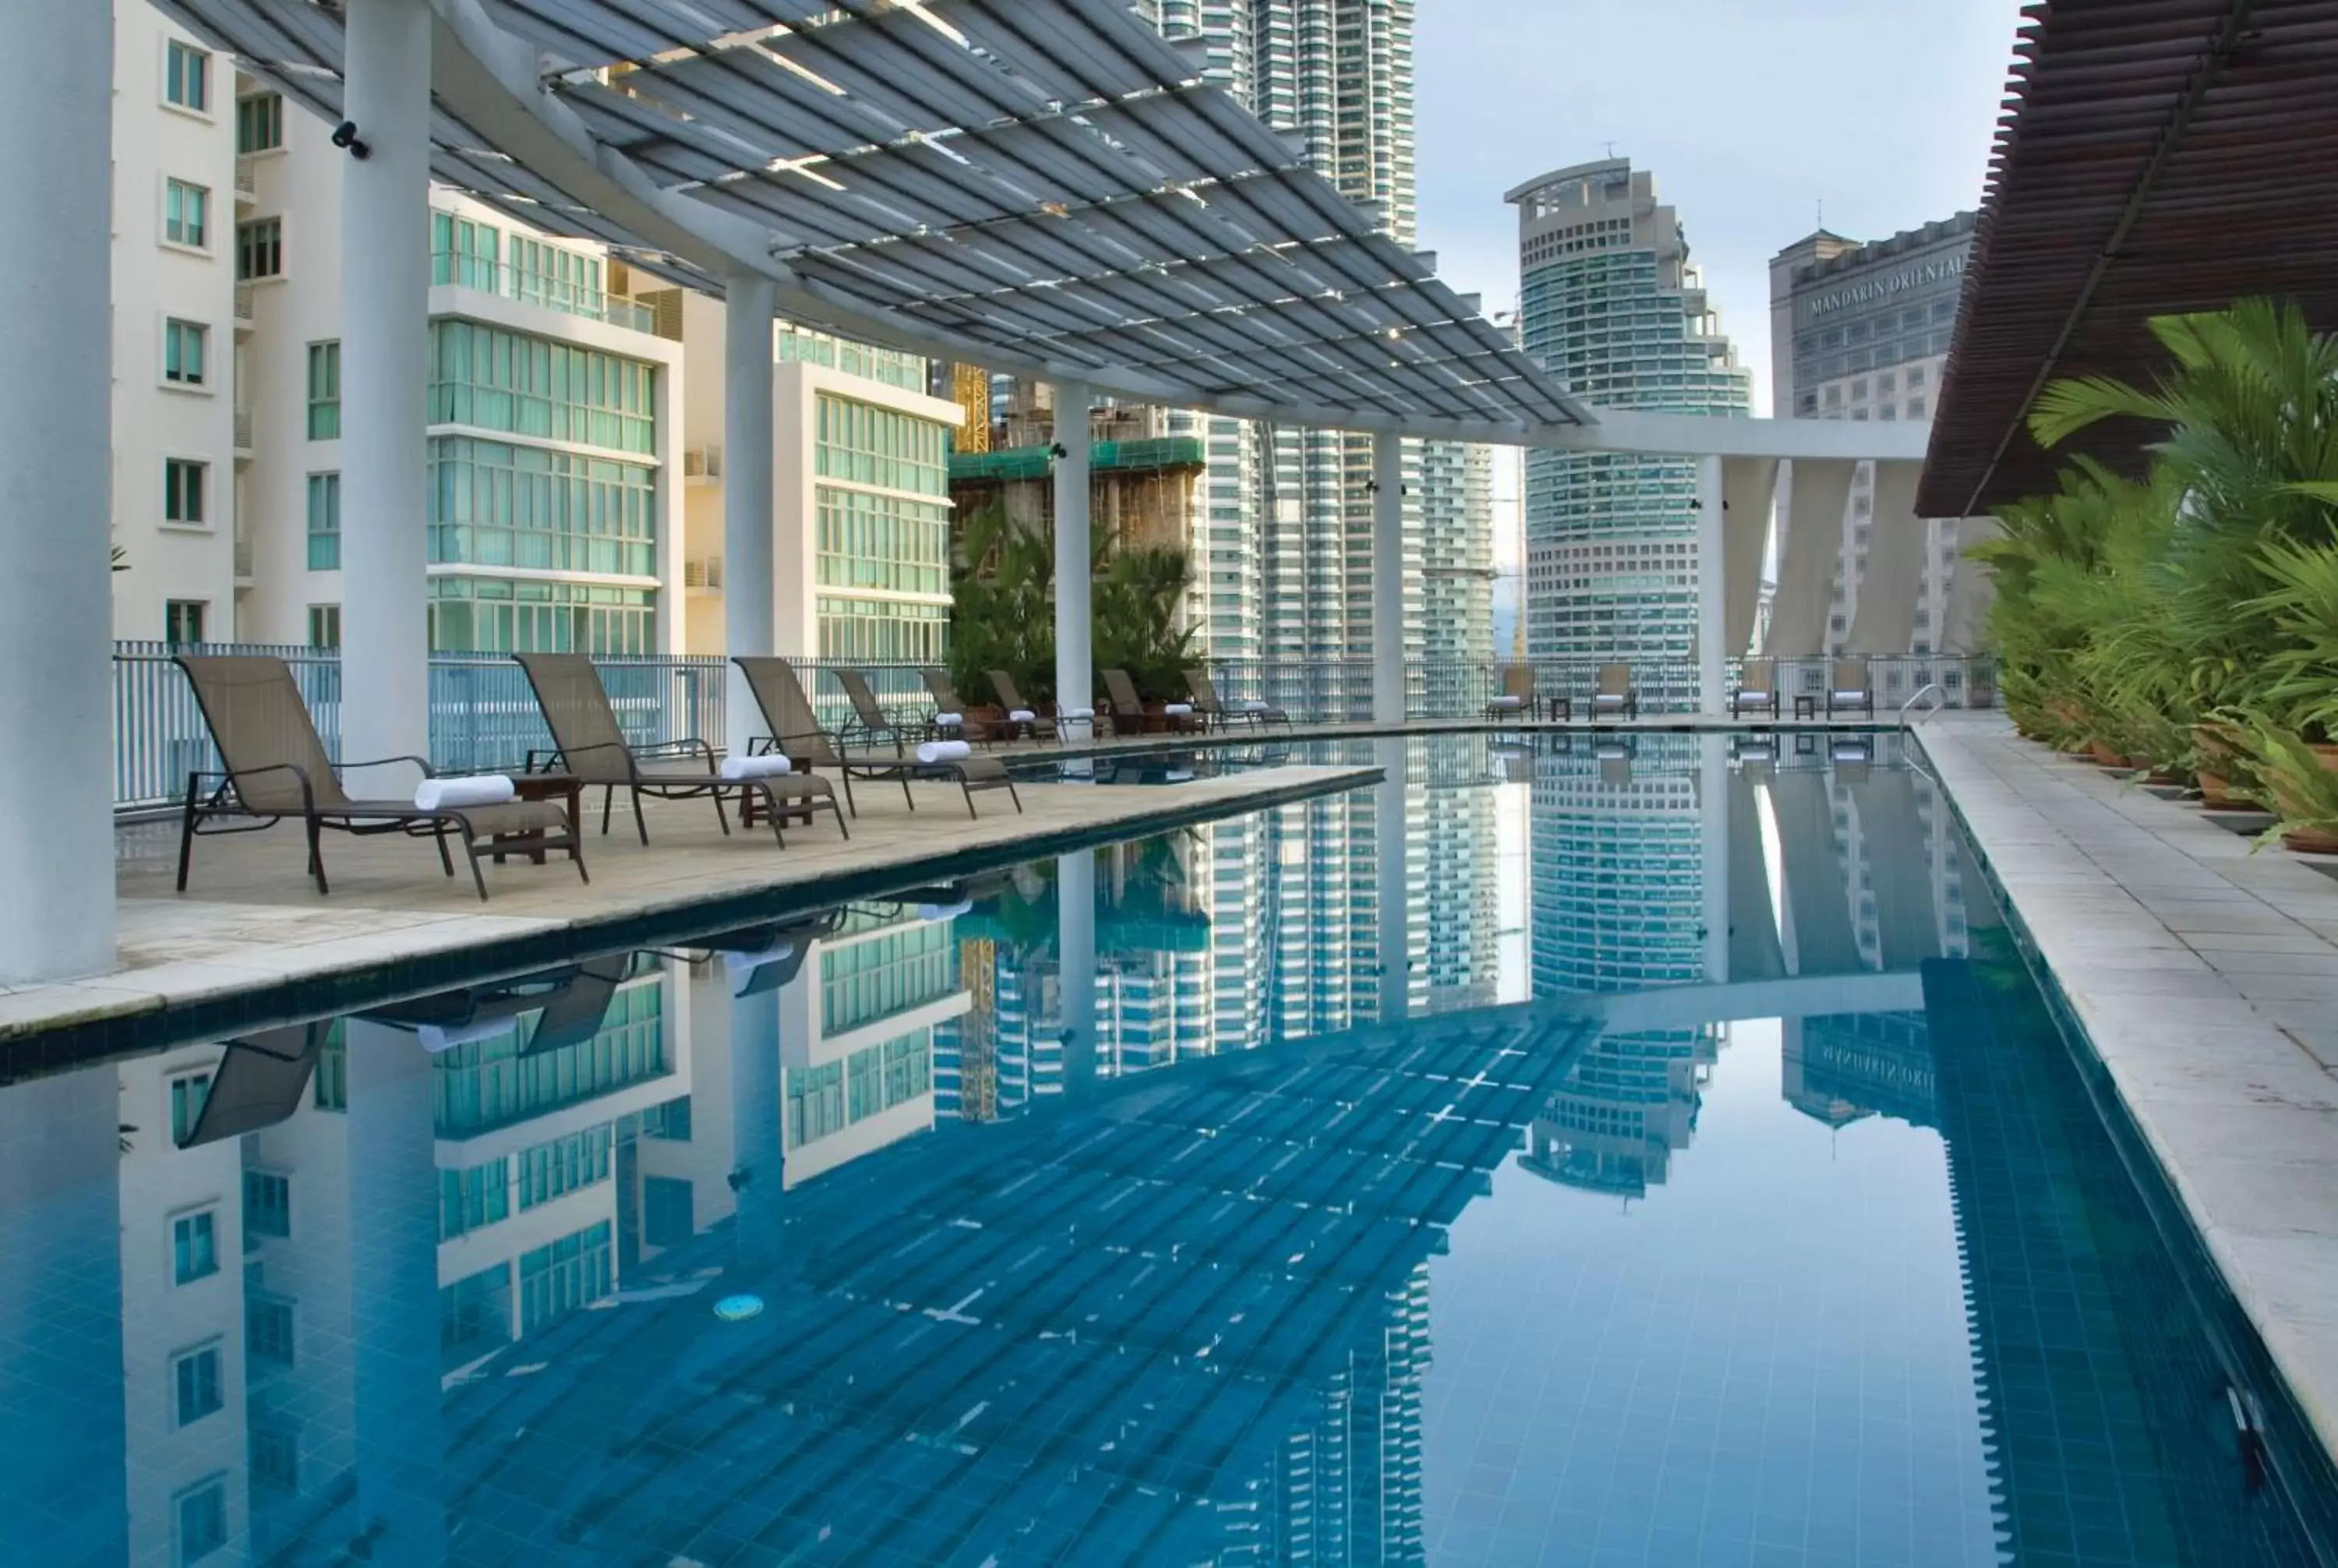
[1918,0,2338,517]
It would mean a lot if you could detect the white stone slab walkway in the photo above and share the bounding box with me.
[1919,712,2338,1460]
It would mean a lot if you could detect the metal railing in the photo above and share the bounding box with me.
[109,642,1997,811]
[428,249,659,334]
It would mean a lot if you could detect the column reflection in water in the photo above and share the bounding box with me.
[1057,849,1098,1091]
[0,1065,126,1567]
[344,1020,446,1566]
[1376,736,1410,1025]
[727,980,784,1271]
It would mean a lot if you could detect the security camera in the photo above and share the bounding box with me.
[330,120,370,161]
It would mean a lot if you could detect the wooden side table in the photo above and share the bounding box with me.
[1793,694,1818,721]
[493,772,583,865]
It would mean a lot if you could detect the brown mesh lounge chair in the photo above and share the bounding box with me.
[1103,668,1199,736]
[173,654,584,900]
[917,668,996,746]
[1828,659,1875,718]
[1732,659,1780,719]
[1486,665,1566,721]
[1186,668,1287,728]
[515,652,838,846]
[987,669,1061,742]
[736,657,1020,819]
[1590,663,1638,721]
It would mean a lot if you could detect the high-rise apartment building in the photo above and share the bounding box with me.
[1768,214,1977,657]
[1509,160,1752,665]
[1138,2,1490,681]
[111,1,947,666]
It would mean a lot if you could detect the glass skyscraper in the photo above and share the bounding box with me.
[1510,159,1750,664]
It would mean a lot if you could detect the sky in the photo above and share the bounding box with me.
[1414,0,2026,418]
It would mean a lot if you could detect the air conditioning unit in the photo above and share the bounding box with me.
[683,556,724,591]
[683,445,723,480]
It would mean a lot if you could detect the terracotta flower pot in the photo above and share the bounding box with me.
[2268,743,2338,851]
[2089,741,2132,769]
[2193,722,2256,810]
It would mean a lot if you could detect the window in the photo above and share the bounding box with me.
[305,472,340,569]
[306,605,341,648]
[306,341,341,439]
[165,40,210,112]
[164,178,209,248]
[246,1294,295,1365]
[165,600,209,647]
[251,1421,299,1496]
[1907,397,1927,419]
[1849,377,1869,401]
[643,1176,694,1247]
[174,1477,228,1565]
[236,219,281,281]
[168,1070,212,1142]
[164,460,208,526]
[172,1210,218,1284]
[164,319,208,387]
[171,1342,223,1426]
[1907,365,1927,389]
[245,1171,291,1237]
[235,92,283,153]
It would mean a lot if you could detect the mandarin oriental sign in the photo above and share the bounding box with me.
[1803,250,1967,320]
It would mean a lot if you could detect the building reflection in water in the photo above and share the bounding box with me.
[0,736,2321,1566]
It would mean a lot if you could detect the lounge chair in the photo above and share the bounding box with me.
[1732,659,1780,720]
[1186,667,1288,728]
[835,667,929,754]
[735,657,1019,819]
[1828,658,1875,719]
[173,654,584,900]
[515,652,835,847]
[918,668,997,746]
[987,669,1061,743]
[1487,665,1566,721]
[1104,667,1199,736]
[1590,662,1638,721]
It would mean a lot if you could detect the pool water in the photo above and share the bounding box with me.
[2,733,2331,1566]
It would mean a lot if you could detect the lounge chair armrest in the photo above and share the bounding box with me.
[337,753,436,782]
[632,736,715,760]
[210,761,318,813]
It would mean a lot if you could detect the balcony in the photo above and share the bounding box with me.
[429,248,658,334]
[683,445,722,482]
[232,530,254,584]
[233,405,253,460]
[234,156,256,207]
[233,281,255,334]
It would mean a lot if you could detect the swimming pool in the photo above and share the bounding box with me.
[2,732,2330,1566]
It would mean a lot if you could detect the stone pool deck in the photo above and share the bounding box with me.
[1919,712,2338,1461]
[1,762,1372,1061]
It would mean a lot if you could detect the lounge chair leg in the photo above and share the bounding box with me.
[832,797,850,841]
[899,771,915,811]
[962,778,980,820]
[434,824,455,877]
[464,842,489,902]
[306,818,330,895]
[840,771,857,818]
[1005,779,1023,814]
[176,774,200,892]
[712,786,731,838]
[631,789,651,846]
[759,786,785,847]
[601,786,613,835]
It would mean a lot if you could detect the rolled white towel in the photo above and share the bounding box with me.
[719,753,793,781]
[1162,702,1194,717]
[1238,700,1270,713]
[1489,694,1524,709]
[1733,691,1771,706]
[931,712,963,727]
[1061,706,1096,720]
[1832,690,1869,703]
[1008,708,1037,722]
[917,899,974,922]
[419,1015,517,1054]
[415,774,515,811]
[1165,768,1195,782]
[916,739,973,765]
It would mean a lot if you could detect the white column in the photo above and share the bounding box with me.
[1376,737,1409,1024]
[1057,850,1097,1090]
[0,0,112,984]
[1052,383,1093,737]
[345,1020,446,1563]
[1372,432,1405,724]
[723,274,777,759]
[338,0,433,765]
[1695,454,1727,714]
